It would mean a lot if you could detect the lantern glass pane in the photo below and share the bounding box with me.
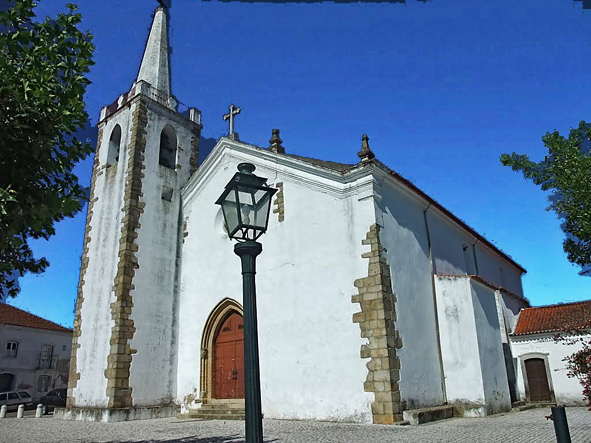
[252,189,272,230]
[221,190,240,236]
[234,187,252,227]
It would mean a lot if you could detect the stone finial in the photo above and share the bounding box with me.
[268,129,285,154]
[357,134,375,162]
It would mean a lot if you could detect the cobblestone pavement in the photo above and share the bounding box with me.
[0,407,589,442]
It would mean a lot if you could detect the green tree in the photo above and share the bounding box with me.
[554,325,591,410]
[501,121,591,276]
[0,0,94,298]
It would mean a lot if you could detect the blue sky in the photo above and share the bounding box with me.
[8,0,591,327]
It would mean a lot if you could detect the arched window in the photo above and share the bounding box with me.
[107,124,121,166]
[159,125,177,169]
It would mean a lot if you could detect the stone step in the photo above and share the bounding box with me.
[512,402,556,412]
[177,402,247,421]
[199,404,245,411]
[402,405,454,425]
[193,408,245,415]
[177,412,245,421]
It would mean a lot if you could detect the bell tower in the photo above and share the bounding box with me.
[63,5,202,421]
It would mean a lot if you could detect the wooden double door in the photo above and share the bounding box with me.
[213,312,245,399]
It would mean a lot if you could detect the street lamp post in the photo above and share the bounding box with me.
[216,163,277,443]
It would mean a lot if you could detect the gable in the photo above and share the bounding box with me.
[181,137,375,209]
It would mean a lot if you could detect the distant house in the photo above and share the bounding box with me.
[0,303,72,399]
[510,300,591,406]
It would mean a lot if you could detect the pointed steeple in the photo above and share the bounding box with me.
[137,7,172,96]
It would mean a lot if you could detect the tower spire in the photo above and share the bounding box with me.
[137,6,172,96]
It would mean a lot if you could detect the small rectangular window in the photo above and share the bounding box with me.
[5,341,18,358]
[161,186,173,202]
[8,392,18,400]
[0,393,6,401]
[39,345,53,369]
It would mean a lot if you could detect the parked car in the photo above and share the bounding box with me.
[0,391,34,411]
[39,388,67,415]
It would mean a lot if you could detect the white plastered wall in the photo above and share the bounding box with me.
[474,243,524,297]
[375,177,445,409]
[73,108,131,407]
[470,281,511,414]
[511,334,587,406]
[126,101,197,407]
[176,141,376,422]
[0,325,72,396]
[435,276,511,416]
[426,209,524,297]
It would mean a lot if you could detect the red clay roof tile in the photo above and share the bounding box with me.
[0,303,72,333]
[512,300,591,336]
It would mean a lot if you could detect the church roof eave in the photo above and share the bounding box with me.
[182,136,527,275]
[511,299,591,336]
[366,159,528,275]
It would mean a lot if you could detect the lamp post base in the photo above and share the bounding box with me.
[234,240,264,443]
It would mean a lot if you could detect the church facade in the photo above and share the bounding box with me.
[58,6,531,423]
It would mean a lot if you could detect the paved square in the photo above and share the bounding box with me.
[0,407,589,442]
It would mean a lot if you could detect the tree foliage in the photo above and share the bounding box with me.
[501,122,591,276]
[0,1,94,298]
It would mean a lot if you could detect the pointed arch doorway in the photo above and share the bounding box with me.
[200,299,245,402]
[214,313,245,399]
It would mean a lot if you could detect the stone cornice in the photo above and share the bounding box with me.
[98,88,201,130]
[181,138,379,209]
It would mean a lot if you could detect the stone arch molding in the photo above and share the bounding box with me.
[518,352,556,404]
[200,298,243,403]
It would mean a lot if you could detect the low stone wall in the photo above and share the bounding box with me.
[54,405,178,422]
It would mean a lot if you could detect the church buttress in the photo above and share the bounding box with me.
[352,223,403,424]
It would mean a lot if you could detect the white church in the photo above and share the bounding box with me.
[58,5,550,424]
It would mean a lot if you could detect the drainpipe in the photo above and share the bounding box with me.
[423,203,447,404]
[472,239,480,276]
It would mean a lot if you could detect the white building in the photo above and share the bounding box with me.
[510,300,590,406]
[0,303,72,399]
[60,5,538,423]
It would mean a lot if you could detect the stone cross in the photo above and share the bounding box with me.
[223,104,241,138]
